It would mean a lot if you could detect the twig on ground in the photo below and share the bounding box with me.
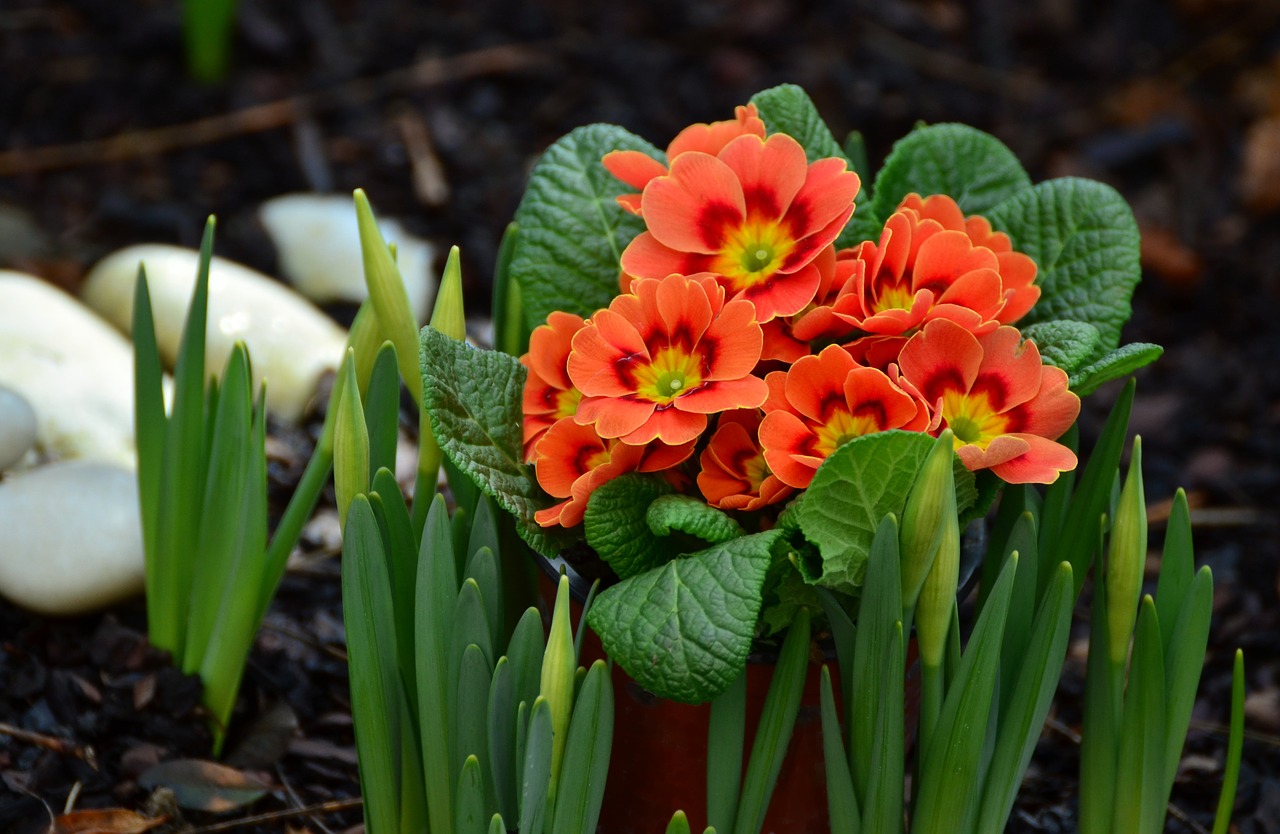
[182,797,363,833]
[0,722,98,770]
[0,42,555,176]
[277,764,340,834]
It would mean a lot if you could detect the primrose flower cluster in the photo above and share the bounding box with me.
[522,105,1080,529]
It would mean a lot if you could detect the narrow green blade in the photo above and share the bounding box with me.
[456,643,495,813]
[363,342,402,481]
[860,623,903,834]
[341,497,403,834]
[416,494,458,834]
[1213,650,1245,834]
[819,666,859,834]
[455,755,487,834]
[508,607,547,716]
[1111,598,1166,834]
[666,811,693,834]
[1154,489,1195,658]
[850,516,902,804]
[371,468,420,710]
[489,657,518,823]
[464,545,504,655]
[998,512,1040,716]
[550,660,614,834]
[1079,572,1117,834]
[518,698,554,834]
[131,268,166,611]
[1160,567,1213,805]
[733,608,811,834]
[707,669,745,834]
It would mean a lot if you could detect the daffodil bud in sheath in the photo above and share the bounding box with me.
[916,496,960,669]
[540,573,577,805]
[332,348,369,529]
[430,246,466,342]
[1106,437,1147,666]
[901,430,957,617]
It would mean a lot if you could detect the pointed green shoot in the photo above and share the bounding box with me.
[707,669,746,834]
[416,494,458,834]
[456,754,487,834]
[1079,572,1118,834]
[850,516,902,805]
[433,245,467,341]
[1154,488,1195,658]
[519,698,554,834]
[363,342,401,481]
[1111,597,1166,834]
[900,429,955,617]
[132,267,166,607]
[1106,438,1146,667]
[733,608,811,834]
[860,622,903,834]
[550,660,614,834]
[334,349,370,530]
[1213,650,1245,834]
[541,573,577,809]
[491,221,528,356]
[1161,566,1213,806]
[819,665,859,834]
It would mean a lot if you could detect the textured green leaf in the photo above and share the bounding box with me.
[797,430,936,594]
[419,326,573,556]
[750,83,877,249]
[512,124,660,327]
[870,124,1032,221]
[586,531,781,703]
[1020,321,1102,374]
[1069,343,1164,395]
[759,553,821,637]
[582,473,674,579]
[646,495,744,544]
[990,177,1142,356]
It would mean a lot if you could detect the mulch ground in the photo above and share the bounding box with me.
[2,0,1279,831]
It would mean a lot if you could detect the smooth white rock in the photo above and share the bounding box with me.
[0,386,37,471]
[0,461,145,615]
[258,193,437,321]
[0,271,146,468]
[82,244,349,423]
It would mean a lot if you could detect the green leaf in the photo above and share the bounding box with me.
[363,342,402,480]
[667,811,694,834]
[587,531,780,704]
[797,430,936,594]
[976,561,1073,831]
[132,268,166,605]
[647,495,745,544]
[707,670,746,834]
[870,124,1032,221]
[819,666,859,834]
[1069,343,1164,396]
[492,221,529,357]
[488,658,517,824]
[759,554,822,637]
[370,470,419,708]
[419,326,572,557]
[1161,567,1213,807]
[519,699,554,834]
[550,660,614,834]
[1079,573,1118,834]
[1155,489,1195,657]
[455,755,487,834]
[989,177,1142,356]
[582,473,675,579]
[749,83,877,248]
[1020,321,1102,374]
[912,551,1018,833]
[341,498,404,834]
[455,643,494,809]
[1112,598,1167,834]
[512,124,659,327]
[334,350,370,530]
[1214,650,1245,834]
[507,607,548,718]
[733,609,811,834]
[465,545,504,658]
[860,623,904,834]
[416,495,458,834]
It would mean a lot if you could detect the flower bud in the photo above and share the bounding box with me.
[901,430,957,616]
[354,189,422,405]
[1106,437,1147,666]
[540,572,577,803]
[333,348,369,529]
[430,245,467,342]
[915,501,960,669]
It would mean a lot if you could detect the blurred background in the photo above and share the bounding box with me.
[2,0,1279,829]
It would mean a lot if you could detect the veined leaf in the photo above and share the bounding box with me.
[583,473,675,579]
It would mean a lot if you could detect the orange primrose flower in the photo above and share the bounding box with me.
[603,104,767,215]
[897,319,1080,484]
[897,193,1039,324]
[521,311,587,461]
[697,410,794,511]
[568,273,769,446]
[837,199,1015,338]
[533,419,693,528]
[759,345,929,489]
[620,133,860,322]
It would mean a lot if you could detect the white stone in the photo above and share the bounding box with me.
[0,271,147,468]
[0,386,37,471]
[82,244,349,423]
[258,193,437,321]
[0,461,145,615]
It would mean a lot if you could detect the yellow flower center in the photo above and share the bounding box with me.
[872,283,916,313]
[942,390,1010,449]
[554,388,582,420]
[633,347,704,404]
[813,410,880,456]
[712,217,797,290]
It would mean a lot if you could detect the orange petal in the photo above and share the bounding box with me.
[620,231,714,281]
[567,310,649,397]
[643,152,746,253]
[734,261,823,322]
[897,319,984,406]
[700,298,763,380]
[971,326,1044,411]
[900,193,966,231]
[955,433,1030,472]
[843,366,923,431]
[783,346,857,423]
[534,420,606,497]
[991,434,1079,484]
[668,104,767,158]
[528,311,585,390]
[1007,365,1080,440]
[654,273,715,348]
[603,150,669,192]
[912,231,1000,295]
[620,406,706,446]
[638,438,696,472]
[716,133,808,219]
[759,410,820,489]
[577,395,654,440]
[782,157,860,242]
[676,376,769,414]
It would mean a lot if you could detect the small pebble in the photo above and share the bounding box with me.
[258,193,437,321]
[0,385,37,471]
[0,461,145,616]
[82,244,349,424]
[0,271,149,468]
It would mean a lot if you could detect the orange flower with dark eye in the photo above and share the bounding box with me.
[521,311,586,461]
[533,420,693,528]
[567,274,768,446]
[697,410,793,512]
[759,345,929,489]
[620,133,860,323]
[604,104,767,215]
[897,319,1080,484]
[897,193,1039,325]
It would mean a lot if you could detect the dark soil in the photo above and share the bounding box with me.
[2,0,1279,831]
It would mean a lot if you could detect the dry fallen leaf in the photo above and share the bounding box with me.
[1139,225,1203,287]
[1242,116,1280,214]
[52,809,168,834]
[138,759,270,812]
